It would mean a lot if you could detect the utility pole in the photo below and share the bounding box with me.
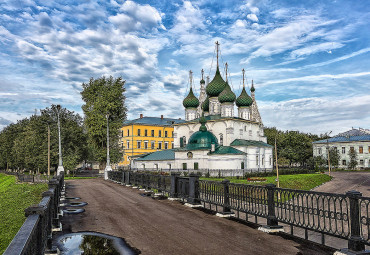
[104,113,112,180]
[56,105,64,175]
[327,131,332,177]
[275,136,280,188]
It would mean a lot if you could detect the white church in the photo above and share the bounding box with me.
[131,42,273,173]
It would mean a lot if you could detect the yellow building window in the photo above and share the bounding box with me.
[159,130,162,137]
[145,129,148,136]
[144,141,148,149]
[127,129,130,136]
[165,131,168,137]
[151,130,154,136]
[138,129,141,136]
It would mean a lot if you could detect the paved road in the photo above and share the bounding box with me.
[313,171,370,197]
[61,178,333,255]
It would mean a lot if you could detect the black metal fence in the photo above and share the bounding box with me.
[0,170,51,183]
[108,170,369,253]
[4,173,64,255]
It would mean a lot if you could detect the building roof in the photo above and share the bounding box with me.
[183,87,200,109]
[186,117,219,150]
[134,149,175,161]
[313,135,370,144]
[206,67,226,97]
[208,146,245,155]
[123,117,185,126]
[230,139,273,148]
[236,86,253,107]
[218,81,236,103]
[337,128,370,137]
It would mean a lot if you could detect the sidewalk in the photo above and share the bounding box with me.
[61,178,334,255]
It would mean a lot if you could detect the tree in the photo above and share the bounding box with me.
[0,105,87,173]
[81,76,127,167]
[328,147,340,168]
[348,148,358,170]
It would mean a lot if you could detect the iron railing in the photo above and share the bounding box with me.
[107,170,370,252]
[4,173,64,255]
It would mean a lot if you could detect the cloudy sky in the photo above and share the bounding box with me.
[0,0,369,135]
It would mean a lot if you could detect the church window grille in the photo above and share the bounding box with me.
[241,162,245,169]
[256,155,259,165]
[342,147,346,154]
[183,136,187,147]
[220,134,223,146]
[318,148,322,155]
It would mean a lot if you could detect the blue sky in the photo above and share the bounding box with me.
[0,0,369,135]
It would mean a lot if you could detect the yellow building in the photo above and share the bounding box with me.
[119,114,185,166]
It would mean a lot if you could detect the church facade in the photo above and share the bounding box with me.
[131,43,273,173]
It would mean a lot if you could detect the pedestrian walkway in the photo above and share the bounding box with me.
[61,178,333,255]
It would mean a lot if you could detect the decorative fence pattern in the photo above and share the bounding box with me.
[108,170,370,253]
[4,173,64,255]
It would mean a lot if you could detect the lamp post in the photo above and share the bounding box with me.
[326,131,332,177]
[56,105,64,175]
[104,113,112,180]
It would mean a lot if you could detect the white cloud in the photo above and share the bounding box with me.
[290,42,344,58]
[247,13,258,22]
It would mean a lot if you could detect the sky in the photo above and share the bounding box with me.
[0,0,369,135]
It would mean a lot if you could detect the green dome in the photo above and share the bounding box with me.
[202,96,209,112]
[218,81,236,103]
[200,79,205,84]
[206,67,226,97]
[183,87,199,108]
[236,87,253,107]
[251,82,255,92]
[186,118,218,150]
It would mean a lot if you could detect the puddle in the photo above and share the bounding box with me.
[68,202,88,207]
[139,193,152,197]
[63,208,85,214]
[57,232,139,255]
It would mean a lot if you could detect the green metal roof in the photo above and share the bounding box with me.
[206,67,226,97]
[186,117,219,150]
[134,149,175,161]
[236,87,253,107]
[123,117,185,126]
[218,81,236,103]
[183,87,200,108]
[209,146,245,155]
[230,139,273,148]
[202,96,209,112]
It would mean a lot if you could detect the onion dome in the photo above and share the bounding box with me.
[236,86,253,107]
[186,116,218,150]
[218,81,236,103]
[200,78,205,84]
[183,87,199,108]
[251,80,255,92]
[202,96,209,112]
[206,67,226,97]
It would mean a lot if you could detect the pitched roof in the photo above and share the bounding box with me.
[134,149,175,161]
[208,146,245,155]
[123,117,185,126]
[230,139,273,148]
[313,135,370,144]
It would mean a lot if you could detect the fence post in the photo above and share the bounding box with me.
[121,171,125,184]
[258,184,284,233]
[340,190,368,254]
[222,179,233,214]
[25,205,47,254]
[187,173,201,205]
[170,173,180,198]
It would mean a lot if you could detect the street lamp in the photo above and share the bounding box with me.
[56,105,64,175]
[326,131,332,177]
[104,113,112,180]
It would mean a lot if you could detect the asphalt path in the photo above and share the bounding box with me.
[61,178,334,255]
[313,171,370,197]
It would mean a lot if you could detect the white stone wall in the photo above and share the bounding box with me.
[220,103,234,118]
[209,97,221,115]
[174,119,267,148]
[185,108,198,121]
[313,141,370,168]
[238,107,250,120]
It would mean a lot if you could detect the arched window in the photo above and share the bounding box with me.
[219,133,223,146]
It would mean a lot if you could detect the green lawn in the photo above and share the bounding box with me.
[0,174,47,254]
[201,173,332,191]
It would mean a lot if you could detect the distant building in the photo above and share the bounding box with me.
[313,128,370,169]
[118,114,185,166]
[131,42,273,173]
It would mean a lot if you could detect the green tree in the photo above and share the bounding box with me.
[328,147,340,168]
[348,148,358,170]
[81,76,127,167]
[0,105,87,173]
